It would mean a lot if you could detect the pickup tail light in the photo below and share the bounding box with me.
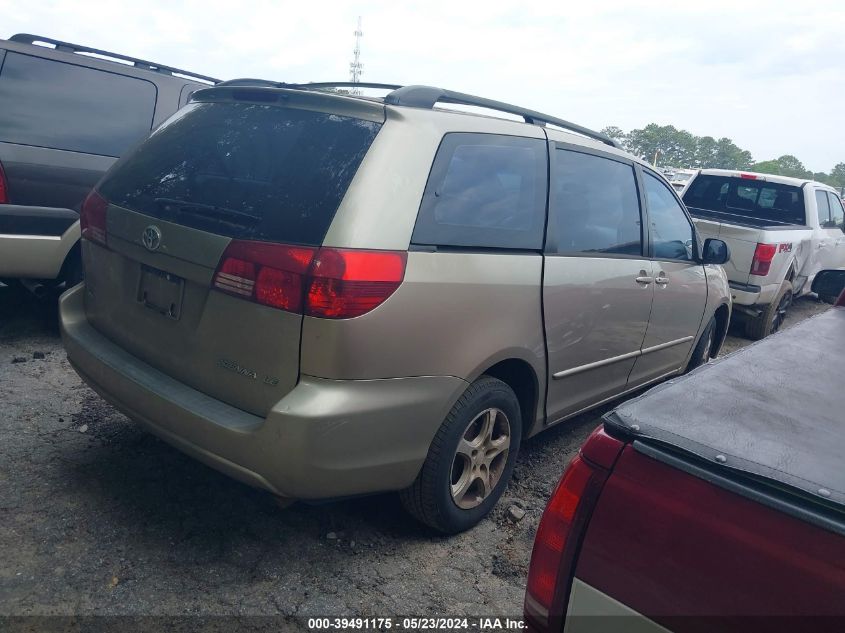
[80,190,109,246]
[750,243,777,276]
[0,160,9,203]
[524,428,624,632]
[212,240,407,319]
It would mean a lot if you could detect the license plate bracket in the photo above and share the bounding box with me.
[137,265,185,320]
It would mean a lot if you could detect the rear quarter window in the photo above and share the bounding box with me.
[98,101,382,246]
[0,51,156,156]
[412,133,548,250]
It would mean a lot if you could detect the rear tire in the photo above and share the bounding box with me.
[400,376,522,534]
[745,280,793,340]
[686,315,716,372]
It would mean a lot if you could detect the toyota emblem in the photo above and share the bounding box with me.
[142,225,162,252]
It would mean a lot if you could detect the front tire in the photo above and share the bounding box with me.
[400,376,522,534]
[745,280,793,340]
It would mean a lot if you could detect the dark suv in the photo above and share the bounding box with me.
[0,34,218,293]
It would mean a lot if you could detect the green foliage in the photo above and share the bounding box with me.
[772,154,808,178]
[752,159,782,175]
[622,124,751,170]
[599,126,627,148]
[712,138,753,170]
[626,124,696,167]
[830,163,845,188]
[605,123,840,184]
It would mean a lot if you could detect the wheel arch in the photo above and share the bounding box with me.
[712,302,730,357]
[477,357,541,440]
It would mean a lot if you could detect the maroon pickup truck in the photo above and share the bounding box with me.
[524,270,845,633]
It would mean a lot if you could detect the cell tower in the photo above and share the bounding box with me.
[349,16,363,95]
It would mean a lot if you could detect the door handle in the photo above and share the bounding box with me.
[635,272,654,285]
[655,272,669,285]
[818,242,829,249]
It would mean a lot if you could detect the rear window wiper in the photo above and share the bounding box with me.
[154,198,261,224]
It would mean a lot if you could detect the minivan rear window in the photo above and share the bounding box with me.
[98,102,382,245]
[683,175,805,226]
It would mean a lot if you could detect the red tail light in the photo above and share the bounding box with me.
[80,190,109,245]
[0,160,9,203]
[739,173,759,180]
[212,240,407,319]
[306,248,407,319]
[213,240,316,312]
[524,428,624,632]
[750,243,777,276]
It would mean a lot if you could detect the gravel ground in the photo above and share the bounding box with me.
[0,281,830,622]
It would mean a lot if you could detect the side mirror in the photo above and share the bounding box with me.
[702,238,730,265]
[811,269,845,304]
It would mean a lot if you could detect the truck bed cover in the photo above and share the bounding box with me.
[604,307,845,510]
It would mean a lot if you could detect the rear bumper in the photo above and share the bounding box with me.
[0,212,80,279]
[728,279,780,307]
[60,283,468,499]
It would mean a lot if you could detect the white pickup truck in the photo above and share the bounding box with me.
[682,169,845,338]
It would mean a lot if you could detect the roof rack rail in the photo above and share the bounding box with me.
[384,85,618,148]
[216,79,403,91]
[9,33,220,84]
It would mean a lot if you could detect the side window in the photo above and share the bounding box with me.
[644,172,695,261]
[815,190,832,227]
[828,193,845,233]
[412,133,547,250]
[550,150,642,255]
[0,52,156,156]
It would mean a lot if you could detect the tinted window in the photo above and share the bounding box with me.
[0,52,156,156]
[816,190,831,227]
[827,193,845,233]
[644,172,694,261]
[683,175,805,226]
[551,150,642,255]
[412,133,547,249]
[99,102,381,245]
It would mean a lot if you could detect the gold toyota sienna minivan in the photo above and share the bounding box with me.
[60,81,731,533]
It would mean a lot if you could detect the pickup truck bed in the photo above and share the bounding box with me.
[525,305,845,633]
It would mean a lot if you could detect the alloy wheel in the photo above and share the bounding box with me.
[770,290,793,334]
[450,408,511,509]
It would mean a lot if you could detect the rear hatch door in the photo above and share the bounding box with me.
[86,91,384,416]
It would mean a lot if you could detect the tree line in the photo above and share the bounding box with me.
[600,124,845,189]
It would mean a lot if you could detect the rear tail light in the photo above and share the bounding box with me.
[750,243,777,276]
[0,160,9,203]
[524,428,624,632]
[213,240,315,312]
[80,190,109,245]
[739,173,759,180]
[212,240,407,319]
[306,248,407,318]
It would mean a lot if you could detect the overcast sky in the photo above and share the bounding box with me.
[3,0,843,172]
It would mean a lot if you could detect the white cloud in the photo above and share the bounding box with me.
[1,0,843,170]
